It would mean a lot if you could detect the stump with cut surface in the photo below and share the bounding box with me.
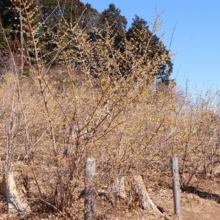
[132,175,162,215]
[1,171,31,213]
[106,175,163,215]
[107,176,126,205]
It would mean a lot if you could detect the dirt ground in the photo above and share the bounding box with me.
[139,177,220,220]
[0,176,220,219]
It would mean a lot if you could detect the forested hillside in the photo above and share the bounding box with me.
[0,0,173,84]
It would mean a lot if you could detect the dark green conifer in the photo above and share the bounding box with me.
[126,15,173,84]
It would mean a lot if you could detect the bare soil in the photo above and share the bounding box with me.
[0,175,220,219]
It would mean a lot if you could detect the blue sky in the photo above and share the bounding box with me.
[81,0,220,93]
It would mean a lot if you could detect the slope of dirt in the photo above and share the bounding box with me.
[0,178,220,219]
[94,185,220,220]
[152,187,220,220]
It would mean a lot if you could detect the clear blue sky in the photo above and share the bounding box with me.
[81,0,220,93]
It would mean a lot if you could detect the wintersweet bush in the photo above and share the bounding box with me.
[0,1,219,217]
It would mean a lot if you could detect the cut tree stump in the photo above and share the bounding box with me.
[1,171,31,213]
[107,176,126,205]
[132,175,162,215]
[106,175,164,216]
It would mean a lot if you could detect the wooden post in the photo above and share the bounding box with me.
[84,158,96,220]
[171,157,181,217]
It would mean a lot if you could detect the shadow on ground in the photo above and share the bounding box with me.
[184,186,220,203]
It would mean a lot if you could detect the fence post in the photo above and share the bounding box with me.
[84,158,96,220]
[171,157,181,217]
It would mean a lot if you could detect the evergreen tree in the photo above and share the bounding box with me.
[99,4,127,47]
[0,0,16,50]
[37,0,85,65]
[126,15,173,85]
[0,0,14,28]
[39,0,85,29]
[0,0,41,51]
[0,1,173,83]
[60,0,85,25]
[100,4,127,34]
[81,4,100,31]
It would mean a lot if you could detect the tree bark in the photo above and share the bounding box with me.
[106,175,164,216]
[107,176,126,205]
[132,175,162,214]
[1,171,31,213]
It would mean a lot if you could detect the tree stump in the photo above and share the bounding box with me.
[1,171,31,213]
[106,175,163,215]
[132,175,162,214]
[107,176,126,205]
